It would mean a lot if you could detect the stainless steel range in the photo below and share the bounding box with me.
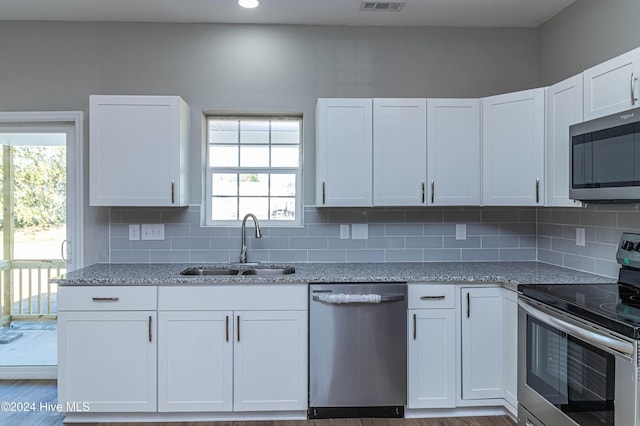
[518,232,640,426]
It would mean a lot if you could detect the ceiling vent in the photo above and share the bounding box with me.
[360,1,407,12]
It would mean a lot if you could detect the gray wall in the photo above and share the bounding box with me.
[0,21,540,264]
[538,0,640,84]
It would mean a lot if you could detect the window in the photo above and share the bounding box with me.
[205,116,302,226]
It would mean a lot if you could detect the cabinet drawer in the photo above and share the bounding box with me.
[58,286,157,311]
[408,284,455,309]
[158,285,308,311]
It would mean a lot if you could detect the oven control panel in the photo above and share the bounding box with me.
[616,232,640,268]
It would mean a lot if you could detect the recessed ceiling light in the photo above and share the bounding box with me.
[238,0,259,8]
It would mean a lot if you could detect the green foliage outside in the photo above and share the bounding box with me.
[0,146,66,230]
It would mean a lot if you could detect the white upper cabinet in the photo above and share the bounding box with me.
[546,74,583,207]
[373,98,427,206]
[90,95,190,207]
[583,47,640,121]
[482,88,545,206]
[427,99,481,205]
[316,98,373,207]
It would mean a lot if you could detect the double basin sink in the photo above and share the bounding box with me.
[180,265,295,276]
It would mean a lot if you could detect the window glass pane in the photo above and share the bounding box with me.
[212,173,238,196]
[209,120,239,144]
[240,146,269,167]
[271,174,296,196]
[239,197,269,220]
[239,173,268,196]
[270,198,296,220]
[271,121,300,144]
[271,146,299,167]
[240,120,269,144]
[212,197,238,220]
[210,146,238,167]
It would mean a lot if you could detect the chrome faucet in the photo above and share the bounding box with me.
[240,213,262,263]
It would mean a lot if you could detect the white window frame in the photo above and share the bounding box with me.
[204,115,303,227]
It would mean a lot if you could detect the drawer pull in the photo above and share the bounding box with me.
[413,313,417,340]
[92,297,119,302]
[237,315,240,342]
[225,315,229,342]
[420,295,445,300]
[148,316,152,342]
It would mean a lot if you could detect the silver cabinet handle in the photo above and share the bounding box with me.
[61,240,68,262]
[171,180,175,204]
[535,177,540,203]
[225,315,229,342]
[632,73,638,105]
[148,316,152,342]
[413,313,417,340]
[431,180,435,204]
[237,315,240,342]
[92,297,119,302]
[420,295,445,300]
[322,181,326,205]
[421,181,425,203]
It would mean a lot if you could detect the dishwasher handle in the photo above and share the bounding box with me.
[312,293,405,304]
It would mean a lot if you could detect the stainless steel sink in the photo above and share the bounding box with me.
[179,265,296,276]
[241,267,296,275]
[180,267,240,276]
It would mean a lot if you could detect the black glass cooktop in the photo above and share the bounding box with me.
[520,276,640,339]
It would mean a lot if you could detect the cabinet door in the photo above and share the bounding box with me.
[58,311,157,412]
[583,47,640,120]
[546,74,583,207]
[373,98,427,206]
[482,88,545,206]
[408,309,456,408]
[503,289,518,414]
[316,98,373,207]
[427,99,481,205]
[234,310,308,411]
[158,311,233,412]
[90,95,189,206]
[460,287,504,400]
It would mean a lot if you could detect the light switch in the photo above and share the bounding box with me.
[576,228,585,247]
[141,224,165,241]
[340,224,350,240]
[128,224,140,241]
[456,224,467,240]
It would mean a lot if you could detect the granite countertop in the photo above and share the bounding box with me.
[51,261,617,291]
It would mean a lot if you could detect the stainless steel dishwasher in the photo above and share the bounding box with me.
[309,282,407,419]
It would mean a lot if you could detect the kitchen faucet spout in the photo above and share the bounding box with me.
[240,213,262,263]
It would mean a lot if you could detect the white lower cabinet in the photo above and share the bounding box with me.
[233,310,308,411]
[407,284,456,408]
[460,286,504,401]
[57,286,158,413]
[157,285,308,413]
[503,289,518,413]
[158,311,233,412]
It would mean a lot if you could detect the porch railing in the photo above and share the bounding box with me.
[0,259,66,326]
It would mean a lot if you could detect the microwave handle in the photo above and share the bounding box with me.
[518,298,634,357]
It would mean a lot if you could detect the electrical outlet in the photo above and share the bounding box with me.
[340,224,350,240]
[128,224,140,241]
[576,228,586,247]
[141,224,165,241]
[456,224,467,240]
[352,224,368,240]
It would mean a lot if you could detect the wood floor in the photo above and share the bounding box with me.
[0,380,515,426]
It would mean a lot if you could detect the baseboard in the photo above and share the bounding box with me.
[63,410,308,423]
[405,406,509,419]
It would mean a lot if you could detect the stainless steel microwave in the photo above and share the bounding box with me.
[570,107,640,202]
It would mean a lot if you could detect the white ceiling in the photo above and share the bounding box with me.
[0,0,576,28]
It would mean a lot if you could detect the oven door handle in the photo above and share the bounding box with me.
[518,298,634,357]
